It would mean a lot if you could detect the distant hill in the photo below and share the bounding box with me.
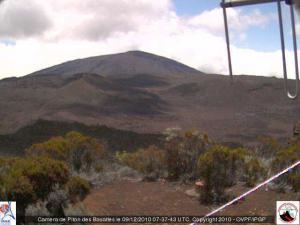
[29,51,201,77]
[0,120,163,156]
[0,50,298,145]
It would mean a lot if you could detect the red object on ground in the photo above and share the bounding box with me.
[195,180,205,187]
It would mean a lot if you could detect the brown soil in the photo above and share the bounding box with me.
[82,181,300,225]
[1,66,300,147]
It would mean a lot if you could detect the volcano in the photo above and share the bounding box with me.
[0,50,299,145]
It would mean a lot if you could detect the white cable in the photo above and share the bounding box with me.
[190,160,300,224]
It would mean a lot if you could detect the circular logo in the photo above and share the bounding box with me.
[278,203,298,223]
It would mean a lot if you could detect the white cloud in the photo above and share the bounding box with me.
[0,0,296,79]
[187,8,274,35]
[41,0,173,41]
[0,0,52,39]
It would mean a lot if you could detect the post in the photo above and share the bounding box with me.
[221,0,233,80]
[221,0,284,8]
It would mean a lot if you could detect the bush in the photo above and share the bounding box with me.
[0,156,69,220]
[46,190,68,216]
[164,129,211,181]
[26,131,106,172]
[257,136,281,158]
[117,145,165,177]
[25,136,69,160]
[243,158,266,187]
[197,145,246,204]
[272,144,300,171]
[4,173,36,214]
[66,176,91,203]
[94,164,103,173]
[272,143,300,191]
[289,174,300,192]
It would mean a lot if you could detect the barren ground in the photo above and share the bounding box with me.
[82,180,300,225]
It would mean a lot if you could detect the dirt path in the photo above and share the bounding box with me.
[82,181,300,224]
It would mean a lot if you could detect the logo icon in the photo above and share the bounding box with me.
[0,202,16,225]
[277,201,299,225]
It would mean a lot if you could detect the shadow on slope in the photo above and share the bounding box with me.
[0,120,163,156]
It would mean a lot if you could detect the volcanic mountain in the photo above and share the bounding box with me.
[0,50,299,145]
[29,51,200,77]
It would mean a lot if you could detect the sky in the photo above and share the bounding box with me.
[0,0,299,79]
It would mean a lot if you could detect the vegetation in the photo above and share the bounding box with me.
[164,129,211,181]
[272,144,300,171]
[115,128,299,204]
[243,157,266,187]
[272,143,300,191]
[290,174,300,192]
[0,120,163,155]
[256,136,281,158]
[0,157,69,218]
[197,145,246,204]
[26,131,106,172]
[0,131,102,222]
[66,176,91,203]
[117,145,165,177]
[0,121,298,220]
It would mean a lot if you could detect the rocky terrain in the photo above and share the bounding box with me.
[0,50,299,144]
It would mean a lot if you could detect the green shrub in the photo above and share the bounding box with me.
[197,145,246,204]
[94,164,103,173]
[272,143,300,191]
[243,158,266,187]
[272,144,300,171]
[164,129,211,181]
[117,145,165,176]
[26,131,106,172]
[289,174,300,192]
[0,156,69,219]
[25,136,70,161]
[257,136,281,158]
[66,176,91,203]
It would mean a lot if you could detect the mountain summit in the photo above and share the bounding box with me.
[0,51,299,145]
[29,51,201,77]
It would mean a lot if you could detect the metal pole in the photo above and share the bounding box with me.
[220,0,298,99]
[222,0,233,80]
[277,0,289,95]
[288,3,299,98]
[277,0,298,99]
[221,0,284,8]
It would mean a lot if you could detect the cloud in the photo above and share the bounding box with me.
[0,0,294,79]
[39,0,173,41]
[187,8,275,36]
[0,0,52,39]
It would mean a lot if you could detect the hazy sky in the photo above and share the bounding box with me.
[0,0,299,79]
